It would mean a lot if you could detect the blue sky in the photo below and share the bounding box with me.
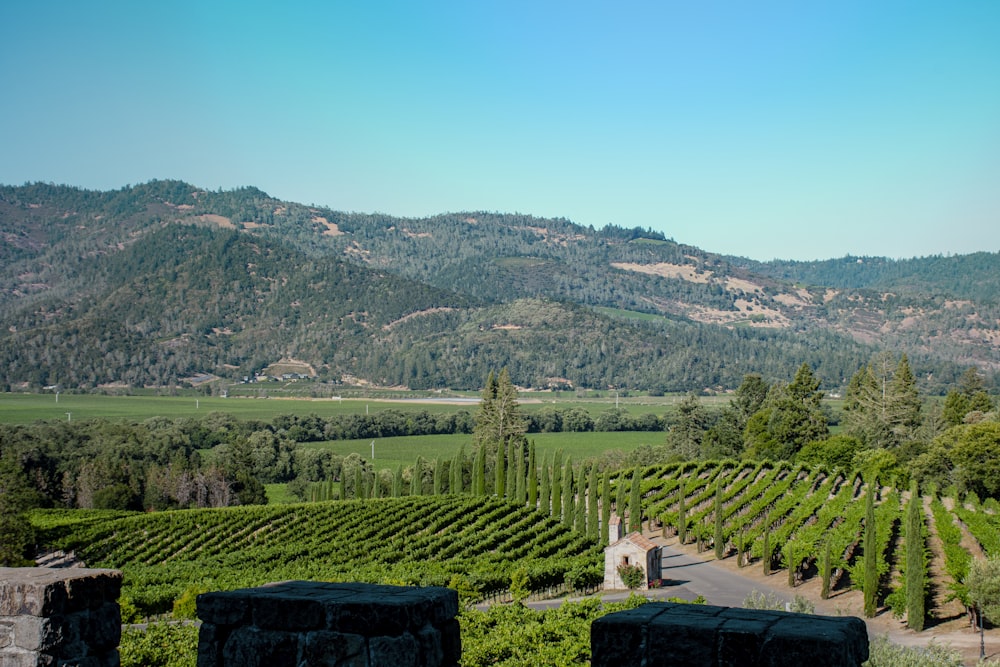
[2,1,998,261]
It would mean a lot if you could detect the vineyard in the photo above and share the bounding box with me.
[31,458,1000,627]
[31,496,602,617]
[630,459,1000,626]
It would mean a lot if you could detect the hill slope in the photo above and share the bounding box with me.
[1,181,997,391]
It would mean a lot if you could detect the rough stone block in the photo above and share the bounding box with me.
[590,604,665,667]
[592,602,869,667]
[368,632,418,667]
[0,569,120,619]
[221,626,297,667]
[301,630,367,667]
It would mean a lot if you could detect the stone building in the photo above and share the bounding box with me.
[603,532,662,591]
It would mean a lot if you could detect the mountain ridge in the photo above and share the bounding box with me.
[1,180,997,392]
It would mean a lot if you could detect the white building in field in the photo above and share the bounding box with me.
[604,532,662,590]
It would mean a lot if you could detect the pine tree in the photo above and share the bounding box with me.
[905,481,925,630]
[527,441,537,508]
[714,479,725,560]
[863,484,878,617]
[628,467,642,533]
[587,463,599,540]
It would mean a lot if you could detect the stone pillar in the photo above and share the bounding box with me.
[0,567,122,667]
[591,601,869,667]
[196,581,460,667]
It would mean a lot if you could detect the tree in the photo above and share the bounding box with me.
[527,441,537,508]
[538,453,550,514]
[551,453,562,521]
[666,393,707,460]
[0,457,39,566]
[843,352,921,448]
[601,471,612,545]
[629,467,642,533]
[473,444,486,496]
[745,364,828,461]
[474,368,527,455]
[587,464,599,540]
[967,555,1000,661]
[713,479,725,560]
[863,484,878,618]
[562,461,574,529]
[905,481,925,631]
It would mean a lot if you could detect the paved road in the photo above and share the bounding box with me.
[524,542,790,611]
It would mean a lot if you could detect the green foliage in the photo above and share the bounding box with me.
[863,634,968,667]
[119,622,198,667]
[459,595,649,667]
[172,584,208,620]
[32,496,601,618]
[617,563,646,591]
[628,467,642,533]
[967,555,1000,625]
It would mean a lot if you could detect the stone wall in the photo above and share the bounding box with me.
[591,601,869,667]
[196,580,460,667]
[0,567,122,667]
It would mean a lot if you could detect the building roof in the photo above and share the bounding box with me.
[609,532,659,552]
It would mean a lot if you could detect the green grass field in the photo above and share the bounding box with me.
[304,430,665,471]
[0,391,724,425]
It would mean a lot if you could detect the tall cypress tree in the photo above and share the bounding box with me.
[587,463,599,540]
[453,445,466,494]
[339,470,347,501]
[527,441,537,509]
[629,467,642,533]
[433,459,444,495]
[495,442,506,498]
[473,445,486,496]
[906,481,925,630]
[616,472,628,519]
[762,511,771,575]
[353,465,363,500]
[411,457,423,497]
[820,538,832,599]
[601,471,612,545]
[575,467,587,533]
[863,483,878,617]
[562,460,574,528]
[551,452,562,521]
[677,483,687,544]
[513,442,525,504]
[713,479,725,560]
[539,454,550,515]
[393,465,403,498]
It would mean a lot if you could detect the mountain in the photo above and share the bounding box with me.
[1,180,997,392]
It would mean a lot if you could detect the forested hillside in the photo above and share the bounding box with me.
[1,180,997,392]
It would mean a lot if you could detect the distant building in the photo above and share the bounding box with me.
[604,532,662,590]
